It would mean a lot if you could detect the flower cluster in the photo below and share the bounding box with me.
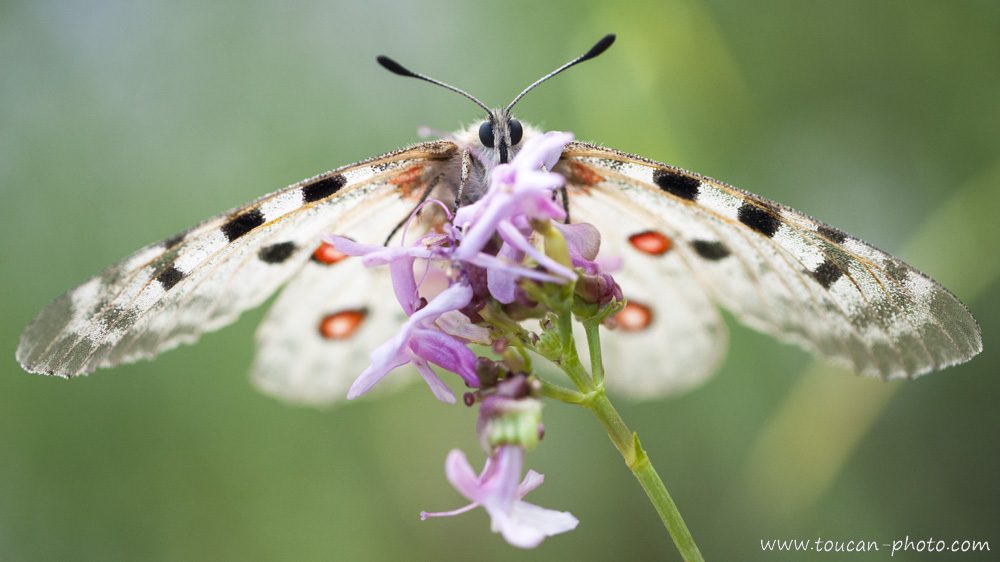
[326,131,620,548]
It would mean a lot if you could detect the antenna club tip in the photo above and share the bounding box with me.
[582,33,616,61]
[377,55,416,78]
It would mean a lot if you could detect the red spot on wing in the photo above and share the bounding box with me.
[390,163,427,187]
[313,241,349,264]
[628,231,672,256]
[616,301,653,332]
[568,161,604,185]
[390,162,431,200]
[319,309,367,339]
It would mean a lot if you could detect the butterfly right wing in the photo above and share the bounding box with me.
[560,142,981,391]
[560,166,729,398]
[17,141,459,378]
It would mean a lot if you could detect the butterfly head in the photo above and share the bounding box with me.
[378,33,615,165]
[478,109,523,164]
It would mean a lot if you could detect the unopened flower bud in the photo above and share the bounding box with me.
[477,381,543,455]
[475,356,501,387]
[575,271,623,306]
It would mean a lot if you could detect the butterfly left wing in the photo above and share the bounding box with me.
[559,142,981,390]
[17,142,458,378]
[251,248,404,405]
[250,182,457,405]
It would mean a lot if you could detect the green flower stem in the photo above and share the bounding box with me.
[583,390,705,562]
[538,379,585,404]
[555,346,595,395]
[583,319,605,387]
[556,306,577,364]
[518,231,701,559]
[546,302,703,560]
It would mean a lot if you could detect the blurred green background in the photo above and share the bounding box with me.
[3,1,998,560]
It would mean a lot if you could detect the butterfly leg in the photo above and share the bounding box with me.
[453,148,473,211]
[383,172,445,245]
[558,184,570,223]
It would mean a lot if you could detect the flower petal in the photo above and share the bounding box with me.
[555,222,601,263]
[434,310,492,344]
[516,469,545,498]
[493,515,548,549]
[481,445,524,514]
[486,242,522,303]
[410,282,473,327]
[389,255,419,315]
[321,235,433,266]
[496,220,576,280]
[410,354,457,403]
[319,235,383,257]
[503,501,579,547]
[410,330,479,387]
[464,252,565,285]
[513,131,574,172]
[454,194,515,259]
[444,449,483,502]
[428,446,578,549]
[346,342,410,399]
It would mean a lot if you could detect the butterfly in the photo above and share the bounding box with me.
[16,34,982,404]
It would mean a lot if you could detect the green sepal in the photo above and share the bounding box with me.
[479,397,543,453]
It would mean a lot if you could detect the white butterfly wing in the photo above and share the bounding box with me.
[249,180,450,405]
[17,142,458,378]
[19,124,982,403]
[562,143,981,388]
[560,162,728,397]
[251,252,404,405]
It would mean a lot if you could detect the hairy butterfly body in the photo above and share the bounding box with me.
[17,34,981,404]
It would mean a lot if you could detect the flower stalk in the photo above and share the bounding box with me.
[574,360,705,562]
[529,270,705,562]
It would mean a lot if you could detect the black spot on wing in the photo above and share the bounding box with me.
[156,265,184,290]
[817,225,847,244]
[259,241,296,264]
[738,202,781,238]
[812,259,844,289]
[162,230,188,250]
[302,174,346,203]
[652,169,700,201]
[692,240,731,261]
[221,208,265,242]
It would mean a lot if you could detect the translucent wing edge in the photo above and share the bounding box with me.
[562,142,982,378]
[17,141,457,377]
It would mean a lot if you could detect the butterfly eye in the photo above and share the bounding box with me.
[510,119,523,145]
[479,121,495,148]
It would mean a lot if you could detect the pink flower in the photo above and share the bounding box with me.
[421,446,579,548]
[346,281,479,403]
[323,131,581,401]
[555,223,623,305]
[454,131,578,303]
[327,130,599,547]
[324,233,480,403]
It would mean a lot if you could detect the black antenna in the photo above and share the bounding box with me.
[506,34,616,112]
[376,55,491,114]
[377,34,616,115]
